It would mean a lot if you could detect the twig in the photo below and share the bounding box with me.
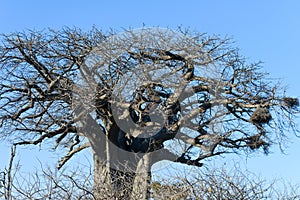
[5,145,16,200]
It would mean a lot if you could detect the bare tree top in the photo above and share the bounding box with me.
[0,27,298,170]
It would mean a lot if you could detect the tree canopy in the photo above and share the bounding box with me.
[0,27,298,199]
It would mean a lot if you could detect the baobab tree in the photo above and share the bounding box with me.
[0,27,298,199]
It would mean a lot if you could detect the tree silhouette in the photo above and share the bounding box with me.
[0,27,298,199]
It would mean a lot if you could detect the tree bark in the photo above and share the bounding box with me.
[93,153,112,200]
[130,154,151,200]
[93,153,151,200]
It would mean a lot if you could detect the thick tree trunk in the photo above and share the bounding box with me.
[94,154,112,199]
[93,153,151,200]
[130,154,151,200]
[80,112,152,199]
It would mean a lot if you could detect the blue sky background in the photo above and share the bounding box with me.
[0,0,300,187]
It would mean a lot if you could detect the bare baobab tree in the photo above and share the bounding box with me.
[0,27,298,199]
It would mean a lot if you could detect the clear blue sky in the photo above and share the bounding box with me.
[0,0,300,186]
